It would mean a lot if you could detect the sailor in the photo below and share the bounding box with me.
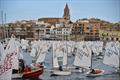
[24,65,31,72]
[72,47,77,56]
[92,50,94,56]
[39,62,44,68]
[19,59,25,73]
[30,62,36,70]
[90,69,96,74]
[59,65,63,71]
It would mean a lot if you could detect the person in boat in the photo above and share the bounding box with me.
[38,62,44,68]
[35,62,44,68]
[92,50,94,56]
[59,65,63,71]
[24,65,31,72]
[31,62,43,70]
[31,62,37,70]
[19,59,25,73]
[72,47,77,56]
[90,69,96,74]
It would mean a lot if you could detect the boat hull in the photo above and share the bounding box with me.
[22,68,43,79]
[12,68,43,79]
[86,69,104,77]
[51,70,71,76]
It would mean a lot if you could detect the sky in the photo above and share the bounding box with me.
[0,0,120,23]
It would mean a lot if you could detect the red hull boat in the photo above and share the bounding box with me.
[12,66,44,79]
[22,68,43,79]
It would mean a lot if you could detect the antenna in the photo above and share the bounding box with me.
[1,10,3,26]
[1,10,5,39]
[4,12,7,38]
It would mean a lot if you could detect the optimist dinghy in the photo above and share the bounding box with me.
[86,69,104,77]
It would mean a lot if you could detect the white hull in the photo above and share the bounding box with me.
[71,69,82,73]
[12,74,23,79]
[86,69,104,77]
[52,70,71,76]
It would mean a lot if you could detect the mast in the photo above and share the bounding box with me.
[1,10,4,39]
[90,49,93,70]
[113,42,120,71]
[119,50,120,72]
[114,42,120,71]
[4,12,6,38]
[86,42,93,70]
[73,23,77,56]
[66,38,68,67]
[52,43,53,68]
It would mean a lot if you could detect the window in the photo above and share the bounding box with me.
[90,30,93,32]
[111,38,114,41]
[116,38,119,41]
[106,38,109,40]
[87,27,89,29]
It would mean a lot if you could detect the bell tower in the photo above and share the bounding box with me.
[63,3,70,20]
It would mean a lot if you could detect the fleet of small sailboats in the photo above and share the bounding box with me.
[0,35,120,79]
[73,41,104,77]
[0,36,44,80]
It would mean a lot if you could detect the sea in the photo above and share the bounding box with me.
[13,47,120,80]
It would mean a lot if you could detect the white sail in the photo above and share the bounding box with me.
[12,40,20,70]
[97,41,103,53]
[103,42,119,68]
[12,46,19,70]
[67,41,75,56]
[53,41,68,66]
[36,41,51,63]
[36,52,46,63]
[0,69,12,80]
[74,42,92,68]
[0,36,18,80]
[90,41,103,56]
[0,42,4,60]
[62,42,67,66]
[30,48,36,57]
[54,42,63,57]
[52,41,71,76]
[63,52,67,66]
[19,52,24,59]
[91,42,98,55]
[53,42,59,68]
[53,56,59,68]
[21,39,29,50]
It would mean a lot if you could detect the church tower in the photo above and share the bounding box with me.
[63,3,70,20]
